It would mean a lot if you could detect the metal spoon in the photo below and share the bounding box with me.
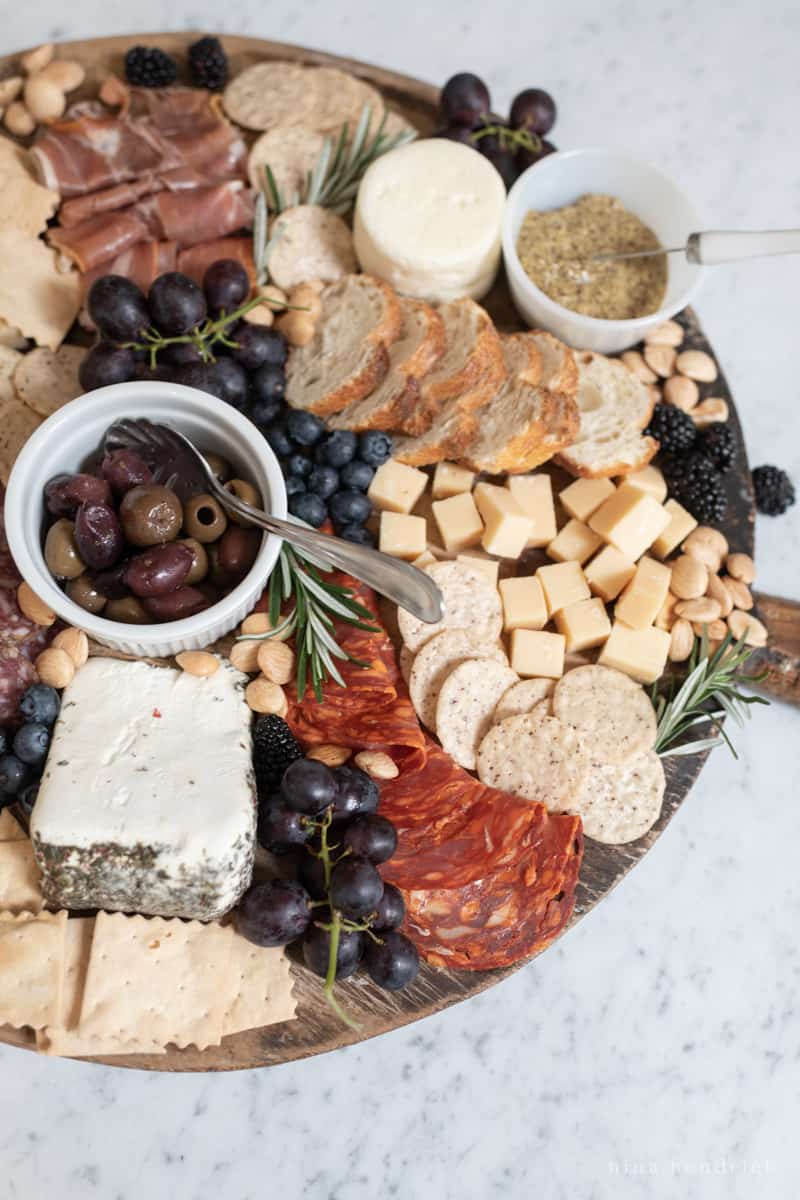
[105,418,443,624]
[590,228,800,265]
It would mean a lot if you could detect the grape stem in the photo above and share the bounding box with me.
[310,805,363,1032]
[471,124,541,155]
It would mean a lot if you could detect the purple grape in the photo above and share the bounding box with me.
[303,921,363,979]
[298,852,328,899]
[87,275,150,342]
[171,361,227,401]
[482,146,520,190]
[257,794,311,853]
[331,764,379,820]
[212,357,249,410]
[329,855,384,918]
[160,342,203,367]
[148,272,207,335]
[509,87,557,136]
[341,814,398,864]
[517,139,558,172]
[73,501,124,570]
[100,449,153,497]
[79,343,138,391]
[125,543,194,598]
[435,125,475,145]
[231,323,280,370]
[236,879,312,947]
[440,72,491,127]
[280,757,338,815]
[203,258,251,312]
[44,473,112,518]
[372,882,405,931]
[364,931,420,991]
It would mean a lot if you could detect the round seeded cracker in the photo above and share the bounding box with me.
[436,659,519,770]
[398,561,503,654]
[572,750,665,844]
[223,62,315,131]
[477,713,592,811]
[13,345,85,417]
[399,644,414,685]
[552,665,656,765]
[409,629,508,731]
[493,678,554,724]
[248,126,326,197]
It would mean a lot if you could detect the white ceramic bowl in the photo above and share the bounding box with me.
[502,148,705,353]
[5,382,287,657]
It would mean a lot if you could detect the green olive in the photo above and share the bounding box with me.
[66,571,106,614]
[183,494,228,543]
[224,478,261,527]
[177,538,209,585]
[203,452,232,483]
[45,519,85,580]
[104,595,151,624]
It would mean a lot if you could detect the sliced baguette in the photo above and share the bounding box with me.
[530,329,578,397]
[392,402,479,467]
[327,298,445,432]
[556,350,658,478]
[458,333,551,474]
[285,274,402,417]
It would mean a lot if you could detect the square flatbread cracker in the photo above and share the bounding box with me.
[13,345,85,418]
[0,138,59,237]
[78,912,234,1051]
[37,1027,167,1057]
[0,840,44,912]
[223,934,296,1037]
[0,394,41,484]
[0,910,67,1029]
[0,233,80,350]
[0,808,26,841]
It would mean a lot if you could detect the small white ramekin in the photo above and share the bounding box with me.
[502,148,705,354]
[5,381,287,658]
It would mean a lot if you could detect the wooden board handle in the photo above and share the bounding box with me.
[751,592,800,704]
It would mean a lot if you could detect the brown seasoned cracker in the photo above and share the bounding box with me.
[0,393,41,484]
[0,840,44,912]
[247,125,326,196]
[0,910,67,1029]
[0,809,26,841]
[223,62,315,131]
[13,344,85,417]
[223,933,296,1037]
[0,233,80,350]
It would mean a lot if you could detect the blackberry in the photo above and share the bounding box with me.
[664,451,727,523]
[125,46,178,88]
[252,715,303,797]
[700,423,736,472]
[646,403,697,454]
[752,464,796,516]
[188,36,229,91]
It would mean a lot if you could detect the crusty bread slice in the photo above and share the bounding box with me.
[392,403,478,467]
[327,298,445,432]
[285,274,402,417]
[458,334,547,474]
[530,329,578,397]
[556,350,658,478]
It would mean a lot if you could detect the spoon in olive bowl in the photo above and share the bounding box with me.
[105,418,443,623]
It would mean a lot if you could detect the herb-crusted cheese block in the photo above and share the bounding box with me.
[30,659,256,921]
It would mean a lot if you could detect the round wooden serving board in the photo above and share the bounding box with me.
[0,32,797,1071]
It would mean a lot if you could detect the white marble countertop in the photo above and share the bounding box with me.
[1,2,799,1197]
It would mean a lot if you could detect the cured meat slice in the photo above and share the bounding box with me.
[49,209,150,272]
[0,589,55,724]
[59,176,163,227]
[0,485,21,589]
[177,238,255,286]
[82,241,178,300]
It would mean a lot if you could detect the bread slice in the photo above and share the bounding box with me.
[285,274,402,417]
[327,298,445,432]
[392,402,479,467]
[556,350,658,478]
[530,330,578,397]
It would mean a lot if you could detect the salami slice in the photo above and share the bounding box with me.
[0,484,21,589]
[0,589,53,723]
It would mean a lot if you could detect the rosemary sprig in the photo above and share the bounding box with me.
[652,627,769,758]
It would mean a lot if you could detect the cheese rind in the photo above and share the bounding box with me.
[367,459,428,514]
[598,621,670,684]
[474,482,533,558]
[554,597,612,652]
[432,491,483,553]
[379,511,427,559]
[510,629,566,679]
[588,483,671,561]
[546,518,603,565]
[506,474,557,547]
[559,477,616,522]
[537,561,591,616]
[432,461,475,499]
[499,575,547,632]
[614,556,671,630]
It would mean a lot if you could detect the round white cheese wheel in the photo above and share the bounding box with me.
[353,139,506,303]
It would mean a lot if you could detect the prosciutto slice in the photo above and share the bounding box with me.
[177,238,255,286]
[82,241,178,299]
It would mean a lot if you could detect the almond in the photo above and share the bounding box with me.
[692,618,727,640]
[276,311,315,347]
[39,60,85,92]
[724,576,753,611]
[691,398,729,428]
[682,526,728,572]
[245,677,288,716]
[706,574,733,618]
[256,640,294,685]
[662,374,699,412]
[675,349,717,382]
[35,647,74,689]
[0,77,23,107]
[354,750,399,780]
[725,552,755,584]
[288,283,323,320]
[52,627,89,668]
[240,611,291,640]
[4,101,35,136]
[668,618,694,662]
[655,591,678,632]
[621,350,657,383]
[17,581,55,626]
[229,640,261,674]
[727,609,767,647]
[674,596,722,623]
[307,744,352,768]
[644,319,684,347]
[643,343,677,378]
[670,554,708,600]
[23,75,66,123]
[175,650,219,678]
[21,43,54,74]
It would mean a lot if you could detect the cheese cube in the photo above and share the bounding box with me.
[499,575,547,632]
[510,629,566,679]
[650,499,698,559]
[584,545,636,602]
[431,491,483,553]
[457,553,499,586]
[554,597,612,652]
[546,518,603,565]
[598,621,670,684]
[559,477,616,522]
[368,459,428,514]
[614,555,671,630]
[588,483,671,562]
[622,464,668,503]
[431,461,475,499]
[537,561,591,616]
[506,474,557,547]
[412,550,438,570]
[474,483,532,558]
[379,512,427,559]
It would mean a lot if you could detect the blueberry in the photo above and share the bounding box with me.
[318,431,357,468]
[329,490,372,527]
[263,422,293,458]
[18,781,39,817]
[338,523,376,547]
[307,465,340,500]
[0,754,27,795]
[19,685,60,727]
[286,453,312,480]
[250,395,284,429]
[288,492,327,527]
[13,723,50,767]
[287,410,325,447]
[285,474,307,498]
[358,430,393,467]
[250,362,286,405]
[340,459,374,491]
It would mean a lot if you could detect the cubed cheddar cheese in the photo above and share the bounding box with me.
[431,461,475,499]
[614,555,671,630]
[431,491,483,553]
[474,483,532,559]
[622,464,668,503]
[412,550,438,570]
[598,621,671,684]
[379,512,427,560]
[536,561,591,616]
[368,459,428,514]
[584,545,636,603]
[499,575,547,632]
[559,477,616,522]
[588,483,671,562]
[506,474,557,548]
[650,499,698,559]
[510,629,566,679]
[546,518,603,565]
[554,597,612,652]
[457,553,499,586]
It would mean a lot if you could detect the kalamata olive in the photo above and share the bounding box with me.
[100,449,153,497]
[119,485,183,547]
[44,472,112,518]
[183,493,228,543]
[66,572,107,614]
[203,452,232,483]
[73,502,124,570]
[224,479,261,526]
[218,526,261,580]
[206,542,232,588]
[89,561,130,601]
[143,587,209,622]
[44,519,85,580]
[178,538,209,585]
[125,543,194,598]
[105,595,150,624]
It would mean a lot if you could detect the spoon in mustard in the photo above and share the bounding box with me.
[590,228,800,264]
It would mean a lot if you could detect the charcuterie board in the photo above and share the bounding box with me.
[0,31,797,1072]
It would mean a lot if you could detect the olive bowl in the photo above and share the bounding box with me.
[5,381,287,658]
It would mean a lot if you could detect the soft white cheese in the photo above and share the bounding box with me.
[353,139,506,302]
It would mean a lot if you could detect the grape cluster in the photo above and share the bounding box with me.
[437,72,558,189]
[236,735,419,998]
[0,685,62,816]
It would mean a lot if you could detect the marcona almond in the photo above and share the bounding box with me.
[654,591,678,632]
[726,552,755,584]
[354,750,399,780]
[727,609,768,647]
[643,343,677,378]
[621,350,657,383]
[23,75,65,122]
[229,639,261,673]
[0,77,23,107]
[35,647,75,689]
[4,101,35,136]
[668,618,694,662]
[175,650,219,678]
[17,581,55,626]
[724,576,753,611]
[21,43,54,74]
[644,319,684,347]
[257,639,294,685]
[288,284,323,320]
[670,554,708,600]
[692,618,727,640]
[674,596,722,623]
[706,574,733,618]
[243,285,288,327]
[243,304,274,327]
[676,349,718,382]
[246,677,288,716]
[240,611,291,641]
[277,311,315,347]
[52,627,89,668]
[307,744,352,768]
[662,374,699,412]
[691,398,729,428]
[683,526,728,571]
[39,60,85,91]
